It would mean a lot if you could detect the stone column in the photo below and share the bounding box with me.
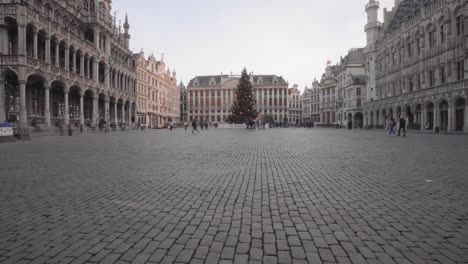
[92,95,98,124]
[17,25,26,55]
[0,27,8,54]
[198,90,201,120]
[0,80,5,122]
[93,60,99,82]
[208,89,212,122]
[45,36,50,64]
[72,51,77,73]
[105,66,110,86]
[64,89,69,125]
[19,80,29,139]
[86,58,90,78]
[94,29,100,50]
[261,88,265,113]
[256,89,259,109]
[55,43,59,67]
[104,98,109,124]
[114,102,118,124]
[464,104,468,132]
[80,55,85,76]
[44,86,51,126]
[433,105,438,133]
[79,92,84,126]
[121,103,125,124]
[448,100,453,133]
[230,89,234,119]
[220,90,224,121]
[421,105,426,131]
[33,31,38,59]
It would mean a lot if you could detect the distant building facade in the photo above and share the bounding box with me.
[302,86,313,124]
[288,85,302,125]
[319,66,338,125]
[364,0,468,132]
[187,74,289,123]
[311,80,321,124]
[179,82,188,123]
[132,51,179,128]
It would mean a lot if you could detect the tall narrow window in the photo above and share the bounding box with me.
[409,77,414,92]
[429,30,436,49]
[440,24,445,44]
[456,16,463,37]
[440,66,446,84]
[429,70,435,87]
[407,42,412,58]
[456,61,465,81]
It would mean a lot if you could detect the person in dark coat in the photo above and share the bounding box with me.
[192,119,199,134]
[398,116,406,137]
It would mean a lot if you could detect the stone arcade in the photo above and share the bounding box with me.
[0,0,137,138]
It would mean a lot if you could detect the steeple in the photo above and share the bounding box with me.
[364,0,381,101]
[123,13,131,49]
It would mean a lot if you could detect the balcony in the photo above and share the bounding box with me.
[365,21,381,31]
[0,55,18,66]
[365,1,379,10]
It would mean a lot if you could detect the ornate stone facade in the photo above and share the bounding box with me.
[319,66,338,125]
[335,48,367,128]
[187,74,289,123]
[179,82,187,123]
[0,0,137,138]
[288,85,302,125]
[364,0,468,132]
[132,51,179,128]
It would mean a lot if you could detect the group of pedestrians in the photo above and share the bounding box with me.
[387,116,406,137]
[187,118,212,134]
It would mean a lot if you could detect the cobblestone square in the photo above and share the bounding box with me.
[1,129,468,264]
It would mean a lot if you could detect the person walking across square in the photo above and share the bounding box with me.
[398,116,406,137]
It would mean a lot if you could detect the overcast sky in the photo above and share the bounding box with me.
[112,0,396,90]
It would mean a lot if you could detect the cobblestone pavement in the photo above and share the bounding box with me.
[1,128,468,264]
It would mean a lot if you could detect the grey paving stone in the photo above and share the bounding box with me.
[0,129,467,264]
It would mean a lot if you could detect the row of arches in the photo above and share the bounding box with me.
[367,97,467,132]
[1,69,137,128]
[1,17,136,92]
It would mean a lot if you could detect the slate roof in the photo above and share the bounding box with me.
[386,0,432,33]
[188,75,287,87]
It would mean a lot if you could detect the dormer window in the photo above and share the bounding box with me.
[209,78,216,86]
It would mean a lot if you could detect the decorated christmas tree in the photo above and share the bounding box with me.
[228,69,258,124]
